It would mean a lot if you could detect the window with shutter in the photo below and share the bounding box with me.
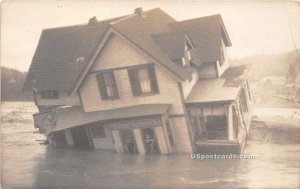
[128,65,159,96]
[96,72,119,100]
[219,46,225,66]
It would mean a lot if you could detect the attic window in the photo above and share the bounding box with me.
[76,57,85,65]
[182,38,193,66]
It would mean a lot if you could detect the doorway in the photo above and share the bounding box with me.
[120,129,138,154]
[142,128,159,154]
[71,126,91,149]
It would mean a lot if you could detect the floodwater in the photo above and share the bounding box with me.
[1,102,300,189]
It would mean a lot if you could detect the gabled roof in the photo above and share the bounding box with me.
[171,14,231,65]
[111,8,193,80]
[23,16,123,91]
[24,8,231,93]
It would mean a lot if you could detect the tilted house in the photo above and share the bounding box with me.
[23,8,252,154]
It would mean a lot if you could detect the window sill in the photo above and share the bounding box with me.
[135,92,158,97]
[101,97,119,101]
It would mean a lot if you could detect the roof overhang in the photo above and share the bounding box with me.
[53,104,170,131]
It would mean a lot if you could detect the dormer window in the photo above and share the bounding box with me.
[182,38,193,66]
[182,52,191,66]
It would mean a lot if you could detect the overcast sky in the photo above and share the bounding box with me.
[1,0,300,72]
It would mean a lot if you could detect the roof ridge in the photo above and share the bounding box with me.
[110,7,166,25]
[176,14,221,24]
[152,31,187,37]
[42,15,127,32]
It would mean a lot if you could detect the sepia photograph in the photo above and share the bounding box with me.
[1,0,300,188]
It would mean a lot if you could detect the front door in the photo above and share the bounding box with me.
[71,126,91,149]
[120,129,138,154]
[142,128,159,154]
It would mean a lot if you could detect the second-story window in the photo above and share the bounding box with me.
[219,46,225,66]
[128,66,159,96]
[96,72,119,100]
[40,90,59,99]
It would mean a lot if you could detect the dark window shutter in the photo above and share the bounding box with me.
[128,69,140,96]
[148,66,159,94]
[96,73,107,100]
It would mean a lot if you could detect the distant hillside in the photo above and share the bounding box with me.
[230,50,300,82]
[230,50,300,108]
[1,67,32,101]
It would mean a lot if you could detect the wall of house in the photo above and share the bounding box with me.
[35,90,81,107]
[236,83,253,132]
[242,81,253,131]
[198,62,218,79]
[181,69,199,99]
[216,39,230,77]
[79,33,192,153]
[89,124,115,150]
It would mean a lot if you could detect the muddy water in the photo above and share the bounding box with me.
[1,102,300,189]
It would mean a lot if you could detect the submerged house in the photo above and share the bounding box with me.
[23,8,252,154]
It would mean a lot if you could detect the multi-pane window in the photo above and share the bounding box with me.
[96,72,119,100]
[183,40,192,66]
[219,46,225,66]
[138,68,152,93]
[89,122,105,138]
[128,66,159,96]
[40,90,59,99]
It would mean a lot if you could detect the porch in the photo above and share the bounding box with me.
[185,65,252,154]
[33,104,176,154]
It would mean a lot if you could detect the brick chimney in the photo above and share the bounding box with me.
[88,16,98,25]
[134,7,144,16]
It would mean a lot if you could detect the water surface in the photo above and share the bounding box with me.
[1,102,299,189]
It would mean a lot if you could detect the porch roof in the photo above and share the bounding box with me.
[186,64,251,104]
[54,104,170,131]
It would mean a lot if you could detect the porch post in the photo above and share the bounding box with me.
[84,126,94,149]
[64,129,74,146]
[227,104,234,141]
[154,127,168,154]
[112,130,123,153]
[133,129,145,154]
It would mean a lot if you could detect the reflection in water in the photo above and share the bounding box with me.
[1,102,300,189]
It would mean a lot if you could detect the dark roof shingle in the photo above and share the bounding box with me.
[186,64,251,103]
[112,8,192,80]
[152,32,187,60]
[171,14,231,65]
[24,8,230,92]
[23,17,122,91]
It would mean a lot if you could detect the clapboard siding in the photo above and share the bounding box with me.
[79,34,193,153]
